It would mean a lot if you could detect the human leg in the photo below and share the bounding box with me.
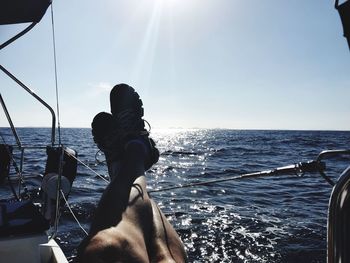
[77,141,154,262]
[148,200,188,263]
[78,182,153,263]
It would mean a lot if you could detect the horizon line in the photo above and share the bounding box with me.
[1,126,349,132]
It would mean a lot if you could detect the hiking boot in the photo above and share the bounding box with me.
[110,83,144,132]
[91,112,122,163]
[91,84,159,171]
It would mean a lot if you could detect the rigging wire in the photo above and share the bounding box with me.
[61,189,88,236]
[50,3,62,146]
[65,151,110,183]
[70,147,341,194]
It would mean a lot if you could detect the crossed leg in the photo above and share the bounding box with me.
[77,141,187,263]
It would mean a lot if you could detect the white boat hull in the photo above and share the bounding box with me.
[0,233,68,263]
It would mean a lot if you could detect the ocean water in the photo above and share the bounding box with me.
[1,128,350,262]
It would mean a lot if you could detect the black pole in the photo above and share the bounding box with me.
[0,22,36,50]
[0,93,22,148]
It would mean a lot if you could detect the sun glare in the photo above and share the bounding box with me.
[128,0,197,92]
[150,0,192,10]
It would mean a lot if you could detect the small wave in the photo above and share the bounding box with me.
[161,150,198,156]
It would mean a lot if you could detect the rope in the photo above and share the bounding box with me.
[65,151,110,184]
[60,190,88,236]
[50,4,62,145]
[148,170,282,193]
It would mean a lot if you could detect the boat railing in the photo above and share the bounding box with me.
[1,0,55,147]
[0,22,37,50]
[0,65,56,146]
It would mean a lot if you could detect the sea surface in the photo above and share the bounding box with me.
[1,128,350,262]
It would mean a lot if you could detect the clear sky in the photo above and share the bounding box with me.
[0,0,349,130]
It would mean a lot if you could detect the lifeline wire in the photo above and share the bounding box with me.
[60,190,88,236]
[50,3,62,145]
[65,151,110,183]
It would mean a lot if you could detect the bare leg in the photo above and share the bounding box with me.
[77,141,187,263]
[78,178,153,263]
[77,141,153,262]
[149,200,188,263]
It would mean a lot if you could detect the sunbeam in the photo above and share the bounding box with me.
[131,1,163,93]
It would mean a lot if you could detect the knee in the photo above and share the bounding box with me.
[78,234,128,263]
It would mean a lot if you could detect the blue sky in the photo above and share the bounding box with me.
[0,0,349,130]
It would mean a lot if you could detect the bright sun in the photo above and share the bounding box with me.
[152,0,191,9]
